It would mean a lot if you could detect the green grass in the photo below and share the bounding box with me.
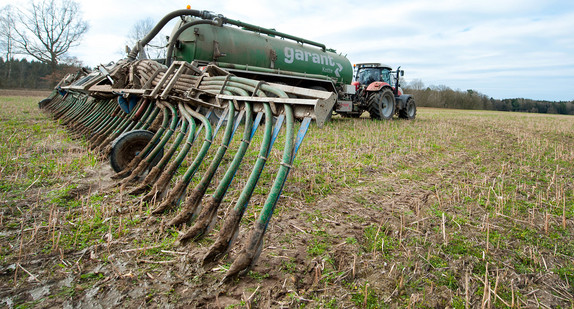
[0,97,97,194]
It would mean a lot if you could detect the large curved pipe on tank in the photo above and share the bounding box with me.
[165,18,224,66]
[219,17,326,51]
[127,9,219,61]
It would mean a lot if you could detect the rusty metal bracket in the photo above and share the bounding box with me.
[252,80,266,97]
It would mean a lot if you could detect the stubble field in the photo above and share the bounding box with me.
[1,94,573,308]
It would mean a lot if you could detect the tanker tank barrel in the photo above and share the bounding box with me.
[165,19,223,66]
[133,8,330,65]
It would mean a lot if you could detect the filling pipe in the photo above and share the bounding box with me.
[127,9,218,61]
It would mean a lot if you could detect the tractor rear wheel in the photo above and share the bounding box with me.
[398,97,417,120]
[367,88,395,120]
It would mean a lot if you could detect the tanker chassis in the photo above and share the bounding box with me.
[132,10,416,120]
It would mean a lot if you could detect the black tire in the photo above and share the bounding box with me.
[367,88,395,120]
[310,86,328,92]
[109,130,162,173]
[398,97,417,120]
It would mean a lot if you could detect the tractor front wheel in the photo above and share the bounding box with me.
[367,88,395,120]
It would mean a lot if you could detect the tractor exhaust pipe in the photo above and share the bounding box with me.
[394,66,401,96]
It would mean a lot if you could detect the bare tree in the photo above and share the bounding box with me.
[409,79,425,91]
[126,17,167,60]
[0,5,16,78]
[13,0,88,73]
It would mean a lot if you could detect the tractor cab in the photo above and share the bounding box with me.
[354,63,394,87]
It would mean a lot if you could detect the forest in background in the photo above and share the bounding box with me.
[404,83,574,115]
[0,57,79,89]
[1,56,573,115]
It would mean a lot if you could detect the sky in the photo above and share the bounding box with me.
[2,0,574,101]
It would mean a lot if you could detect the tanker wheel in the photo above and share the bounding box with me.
[109,130,162,173]
[367,88,395,120]
[398,97,417,120]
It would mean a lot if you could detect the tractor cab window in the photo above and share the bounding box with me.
[381,69,392,85]
[357,67,392,86]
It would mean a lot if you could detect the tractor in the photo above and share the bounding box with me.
[336,63,416,119]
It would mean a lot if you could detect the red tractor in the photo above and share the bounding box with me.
[336,63,416,120]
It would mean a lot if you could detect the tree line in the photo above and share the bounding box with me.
[404,81,574,116]
[0,57,79,89]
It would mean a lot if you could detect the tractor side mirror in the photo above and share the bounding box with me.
[400,70,404,77]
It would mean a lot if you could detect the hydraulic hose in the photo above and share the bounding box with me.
[137,102,197,199]
[153,103,213,211]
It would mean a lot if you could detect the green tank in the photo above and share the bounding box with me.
[170,18,353,85]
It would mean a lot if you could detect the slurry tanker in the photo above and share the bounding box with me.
[158,12,415,120]
[40,7,416,279]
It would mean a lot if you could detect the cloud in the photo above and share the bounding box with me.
[2,0,573,100]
